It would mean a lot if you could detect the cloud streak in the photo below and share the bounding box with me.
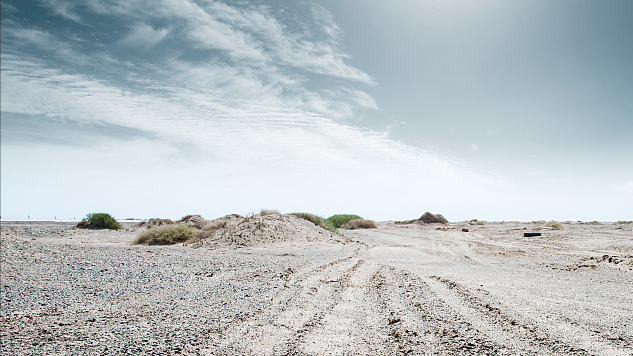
[1,0,507,219]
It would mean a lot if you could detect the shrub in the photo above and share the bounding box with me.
[290,213,337,232]
[326,214,363,229]
[544,221,564,229]
[132,225,195,245]
[418,212,448,224]
[77,213,122,230]
[260,209,279,215]
[340,219,378,230]
[469,219,485,226]
[394,219,417,225]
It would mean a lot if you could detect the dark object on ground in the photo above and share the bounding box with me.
[462,228,469,232]
[418,212,448,224]
[524,232,542,237]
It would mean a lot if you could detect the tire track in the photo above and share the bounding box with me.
[423,275,632,355]
[202,247,368,355]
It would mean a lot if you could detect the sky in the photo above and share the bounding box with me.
[1,0,632,222]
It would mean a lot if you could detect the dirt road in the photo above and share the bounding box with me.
[1,221,632,355]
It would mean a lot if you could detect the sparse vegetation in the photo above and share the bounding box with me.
[340,219,378,230]
[617,221,633,224]
[260,209,279,215]
[544,221,564,230]
[77,213,122,230]
[395,219,417,224]
[136,218,174,229]
[191,219,228,242]
[132,225,195,245]
[326,214,363,229]
[290,213,337,232]
[469,219,486,226]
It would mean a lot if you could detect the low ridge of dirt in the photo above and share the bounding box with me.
[194,212,345,248]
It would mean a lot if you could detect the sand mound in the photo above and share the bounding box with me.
[177,215,207,229]
[195,212,340,248]
[418,212,449,224]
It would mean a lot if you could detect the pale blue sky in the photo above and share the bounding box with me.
[1,0,632,221]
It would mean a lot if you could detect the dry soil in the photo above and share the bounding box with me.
[1,220,632,355]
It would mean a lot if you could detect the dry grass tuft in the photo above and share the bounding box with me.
[340,219,378,230]
[290,213,336,232]
[544,221,564,230]
[191,219,229,242]
[136,218,174,229]
[132,225,195,245]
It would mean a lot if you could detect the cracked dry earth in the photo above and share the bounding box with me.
[1,221,632,355]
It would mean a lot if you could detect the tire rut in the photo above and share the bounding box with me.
[202,247,368,355]
[427,276,632,356]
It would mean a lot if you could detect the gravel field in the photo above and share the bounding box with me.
[1,220,632,355]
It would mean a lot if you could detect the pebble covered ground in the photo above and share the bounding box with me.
[0,222,354,355]
[1,220,632,355]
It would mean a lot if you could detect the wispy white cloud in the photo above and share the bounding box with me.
[1,54,498,190]
[1,0,509,219]
[117,23,170,49]
[41,0,82,22]
[71,0,375,84]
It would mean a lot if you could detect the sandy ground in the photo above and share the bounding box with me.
[1,220,632,355]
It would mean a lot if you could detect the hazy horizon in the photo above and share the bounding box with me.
[2,0,632,222]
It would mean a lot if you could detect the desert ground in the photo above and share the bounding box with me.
[1,216,632,355]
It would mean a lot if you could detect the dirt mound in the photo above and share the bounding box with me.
[418,212,448,224]
[194,212,341,248]
[177,215,207,229]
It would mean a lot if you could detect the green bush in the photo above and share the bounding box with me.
[77,213,122,230]
[132,225,195,245]
[290,213,337,232]
[326,214,363,229]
